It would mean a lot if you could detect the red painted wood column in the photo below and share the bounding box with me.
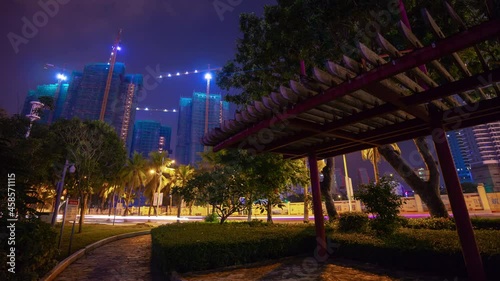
[431,123,485,281]
[307,152,327,258]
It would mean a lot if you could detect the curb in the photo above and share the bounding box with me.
[41,230,151,281]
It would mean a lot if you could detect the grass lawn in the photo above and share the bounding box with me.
[55,223,155,260]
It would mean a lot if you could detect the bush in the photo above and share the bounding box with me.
[0,219,58,281]
[401,218,500,231]
[471,218,500,230]
[403,218,456,230]
[151,223,315,277]
[328,228,500,279]
[338,212,369,233]
[355,176,403,235]
[203,213,220,223]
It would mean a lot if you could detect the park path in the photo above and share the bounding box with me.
[55,235,460,281]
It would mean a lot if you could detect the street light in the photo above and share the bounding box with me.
[51,160,76,226]
[25,101,44,138]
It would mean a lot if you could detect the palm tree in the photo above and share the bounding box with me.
[361,144,400,183]
[146,151,175,216]
[120,152,147,216]
[174,165,195,220]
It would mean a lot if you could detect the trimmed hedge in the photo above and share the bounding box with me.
[329,228,500,278]
[151,222,316,276]
[338,212,369,233]
[400,217,500,230]
[151,222,500,279]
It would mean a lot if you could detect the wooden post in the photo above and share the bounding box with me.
[308,152,326,258]
[432,123,485,281]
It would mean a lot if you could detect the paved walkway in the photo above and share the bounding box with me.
[55,235,463,281]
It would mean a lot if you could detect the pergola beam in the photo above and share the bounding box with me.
[213,19,500,153]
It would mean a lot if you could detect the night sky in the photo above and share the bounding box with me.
[1,0,429,188]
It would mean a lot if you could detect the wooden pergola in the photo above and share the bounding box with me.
[204,3,499,280]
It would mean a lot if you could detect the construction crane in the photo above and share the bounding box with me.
[100,29,122,121]
[43,63,68,124]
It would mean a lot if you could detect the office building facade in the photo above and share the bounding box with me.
[61,63,143,150]
[131,120,172,157]
[175,92,229,165]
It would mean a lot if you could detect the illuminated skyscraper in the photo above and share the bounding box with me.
[131,120,172,157]
[175,92,229,165]
[61,63,143,151]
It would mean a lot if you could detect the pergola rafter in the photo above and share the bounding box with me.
[203,4,500,280]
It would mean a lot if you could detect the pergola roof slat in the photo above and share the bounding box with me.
[204,17,500,158]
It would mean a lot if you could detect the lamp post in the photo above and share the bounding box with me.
[25,101,44,138]
[204,72,212,152]
[51,160,75,226]
[156,157,164,216]
[48,73,67,124]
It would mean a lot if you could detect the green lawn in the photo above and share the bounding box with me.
[55,223,155,260]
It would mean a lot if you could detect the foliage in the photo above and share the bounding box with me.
[50,119,127,231]
[399,217,500,231]
[355,176,403,235]
[0,220,58,281]
[151,223,316,276]
[172,164,195,217]
[203,213,220,223]
[217,0,492,220]
[329,228,500,279]
[399,217,456,230]
[143,151,175,216]
[338,212,369,233]
[0,115,65,218]
[199,149,309,223]
[120,152,147,216]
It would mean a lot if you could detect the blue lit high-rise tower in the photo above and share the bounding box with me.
[175,92,229,165]
[131,120,172,157]
[61,63,143,151]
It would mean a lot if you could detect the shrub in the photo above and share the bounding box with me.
[401,218,500,231]
[328,228,500,279]
[338,212,369,233]
[404,218,456,230]
[355,176,403,235]
[151,223,315,277]
[203,213,220,223]
[471,218,500,230]
[0,219,58,281]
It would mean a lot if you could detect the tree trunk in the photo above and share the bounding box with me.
[148,195,153,217]
[78,192,88,233]
[303,185,309,223]
[266,200,273,223]
[123,185,133,216]
[177,195,182,218]
[137,187,142,216]
[378,137,448,218]
[321,157,339,222]
[247,196,253,222]
[108,190,115,217]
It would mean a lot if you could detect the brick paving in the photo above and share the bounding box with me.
[55,235,153,281]
[55,235,462,281]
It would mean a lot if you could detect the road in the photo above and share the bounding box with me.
[53,212,500,225]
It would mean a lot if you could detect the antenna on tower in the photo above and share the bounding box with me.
[100,29,122,121]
